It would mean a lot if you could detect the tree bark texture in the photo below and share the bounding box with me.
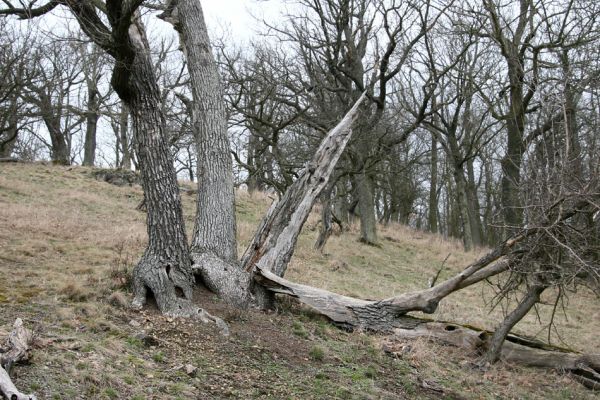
[355,170,378,245]
[241,93,367,274]
[109,18,195,317]
[0,319,37,400]
[483,284,546,364]
[164,0,238,264]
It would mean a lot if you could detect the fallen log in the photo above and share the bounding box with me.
[255,267,600,389]
[0,319,37,400]
[386,322,600,390]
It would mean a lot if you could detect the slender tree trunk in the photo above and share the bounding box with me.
[83,85,99,166]
[454,167,474,251]
[355,170,378,245]
[483,285,546,364]
[428,134,439,233]
[465,159,483,246]
[314,182,335,252]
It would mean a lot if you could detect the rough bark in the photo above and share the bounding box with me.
[241,93,367,273]
[119,103,131,170]
[314,182,336,252]
[107,17,195,317]
[0,319,37,400]
[255,249,512,331]
[162,0,238,264]
[240,93,367,306]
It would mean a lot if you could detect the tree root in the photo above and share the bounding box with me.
[0,319,37,400]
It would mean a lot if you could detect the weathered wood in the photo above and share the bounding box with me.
[255,256,510,330]
[241,92,368,278]
[386,322,600,389]
[0,319,37,400]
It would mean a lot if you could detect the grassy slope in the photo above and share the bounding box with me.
[0,163,598,399]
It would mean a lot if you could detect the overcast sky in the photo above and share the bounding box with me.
[202,0,284,42]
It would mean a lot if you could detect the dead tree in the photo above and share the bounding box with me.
[0,319,37,400]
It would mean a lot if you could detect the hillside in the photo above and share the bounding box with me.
[0,162,598,399]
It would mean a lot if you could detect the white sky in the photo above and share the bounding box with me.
[202,0,284,42]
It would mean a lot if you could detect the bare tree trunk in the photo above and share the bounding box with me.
[355,170,378,245]
[455,168,474,251]
[241,94,367,307]
[107,19,196,317]
[161,0,243,306]
[483,285,546,364]
[314,182,335,252]
[82,85,99,166]
[165,0,237,263]
[428,133,439,233]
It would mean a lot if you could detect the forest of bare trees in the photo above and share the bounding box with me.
[1,0,599,398]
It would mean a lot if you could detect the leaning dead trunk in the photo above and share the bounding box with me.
[240,93,367,306]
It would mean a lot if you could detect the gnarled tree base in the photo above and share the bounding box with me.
[132,255,229,336]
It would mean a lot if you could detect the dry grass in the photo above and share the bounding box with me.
[0,162,598,399]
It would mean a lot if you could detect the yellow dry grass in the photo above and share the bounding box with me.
[0,162,598,399]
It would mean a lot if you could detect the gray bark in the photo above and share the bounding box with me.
[106,17,195,317]
[119,103,131,170]
[82,84,99,166]
[483,284,546,364]
[0,319,37,400]
[355,170,378,245]
[164,0,238,263]
[428,134,438,233]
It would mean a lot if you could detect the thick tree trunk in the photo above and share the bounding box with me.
[162,0,241,306]
[107,18,195,317]
[82,85,99,167]
[44,119,70,165]
[165,0,237,264]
